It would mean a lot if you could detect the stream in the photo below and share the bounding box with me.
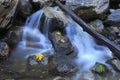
[1,7,120,80]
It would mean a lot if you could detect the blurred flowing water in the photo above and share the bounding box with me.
[9,7,113,79]
[65,17,113,79]
[11,9,53,61]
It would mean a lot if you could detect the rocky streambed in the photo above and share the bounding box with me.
[0,0,120,80]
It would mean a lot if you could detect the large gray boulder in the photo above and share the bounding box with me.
[0,0,19,35]
[66,0,109,22]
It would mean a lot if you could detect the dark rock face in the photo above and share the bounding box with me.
[50,31,77,58]
[0,0,19,37]
[0,41,9,60]
[3,26,23,48]
[110,0,120,9]
[49,18,65,35]
[19,0,32,18]
[66,0,109,22]
[104,9,120,27]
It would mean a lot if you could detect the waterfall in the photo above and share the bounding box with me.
[66,17,113,73]
[16,9,53,59]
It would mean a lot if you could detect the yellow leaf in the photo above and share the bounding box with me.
[56,31,61,35]
[60,39,65,43]
[35,54,44,61]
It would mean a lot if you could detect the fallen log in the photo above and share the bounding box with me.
[54,0,120,59]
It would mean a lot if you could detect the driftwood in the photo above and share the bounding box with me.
[54,0,120,59]
[0,0,19,30]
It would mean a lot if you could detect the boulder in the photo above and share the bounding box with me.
[104,9,120,27]
[66,0,109,22]
[0,0,19,36]
[49,31,77,58]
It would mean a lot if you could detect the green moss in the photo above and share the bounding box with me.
[97,64,105,73]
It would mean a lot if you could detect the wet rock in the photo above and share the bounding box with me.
[89,19,104,33]
[91,62,108,74]
[49,31,77,75]
[56,63,78,74]
[49,18,65,34]
[3,27,23,48]
[49,31,77,58]
[107,27,117,41]
[105,26,120,42]
[0,0,19,36]
[79,72,95,80]
[26,53,57,79]
[30,0,50,10]
[19,0,32,18]
[44,7,69,26]
[104,9,120,27]
[107,58,120,72]
[28,53,49,66]
[66,0,109,22]
[110,0,120,9]
[0,41,9,60]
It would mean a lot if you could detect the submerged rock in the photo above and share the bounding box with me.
[66,0,109,22]
[104,9,120,27]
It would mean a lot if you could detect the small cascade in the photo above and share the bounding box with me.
[12,9,53,59]
[66,17,113,73]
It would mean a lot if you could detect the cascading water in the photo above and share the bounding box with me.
[11,9,53,60]
[10,6,113,79]
[65,17,113,79]
[21,8,53,56]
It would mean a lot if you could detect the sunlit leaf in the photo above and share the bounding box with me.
[35,54,44,61]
